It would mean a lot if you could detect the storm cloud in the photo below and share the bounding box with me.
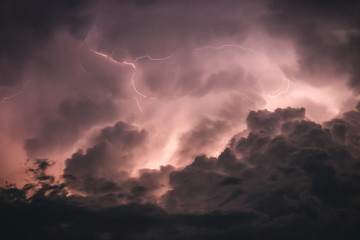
[2,104,360,239]
[1,0,360,239]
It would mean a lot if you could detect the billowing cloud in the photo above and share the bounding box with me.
[64,121,148,194]
[1,0,360,239]
[25,98,119,158]
[2,104,360,239]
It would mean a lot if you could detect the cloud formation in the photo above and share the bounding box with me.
[2,104,360,239]
[1,0,360,239]
[264,0,360,91]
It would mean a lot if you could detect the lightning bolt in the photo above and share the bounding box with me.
[122,60,147,98]
[89,48,120,65]
[73,62,87,77]
[194,44,261,102]
[74,43,88,77]
[267,78,290,99]
[88,42,289,111]
[1,90,24,103]
[194,44,260,54]
[195,43,291,100]
[133,97,143,112]
[134,52,174,62]
[1,80,34,103]
[88,47,174,112]
[89,48,146,112]
[231,70,256,104]
[79,63,87,74]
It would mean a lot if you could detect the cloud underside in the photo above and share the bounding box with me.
[2,104,360,239]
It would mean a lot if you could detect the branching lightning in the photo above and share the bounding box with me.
[87,42,289,112]
[195,44,291,99]
[194,44,260,54]
[89,48,146,112]
[194,44,262,102]
[88,47,174,112]
[122,60,147,98]
[267,78,290,99]
[134,52,174,62]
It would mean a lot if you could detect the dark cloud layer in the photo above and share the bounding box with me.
[0,0,92,88]
[264,0,360,91]
[92,0,251,56]
[2,104,360,239]
[64,121,148,194]
[163,106,360,214]
[175,118,231,163]
[2,0,360,239]
[25,98,118,158]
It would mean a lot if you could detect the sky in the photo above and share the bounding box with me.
[1,0,360,239]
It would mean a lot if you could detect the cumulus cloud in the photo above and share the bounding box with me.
[25,98,118,158]
[163,105,360,216]
[64,121,148,194]
[2,0,360,239]
[174,118,231,164]
[2,104,360,239]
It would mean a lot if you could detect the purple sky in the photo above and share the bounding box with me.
[1,0,360,239]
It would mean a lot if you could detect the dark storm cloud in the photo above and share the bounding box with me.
[325,104,360,156]
[163,105,360,215]
[1,0,265,185]
[175,118,231,163]
[88,0,264,100]
[25,98,118,158]
[3,102,360,239]
[0,0,93,88]
[88,42,260,102]
[62,118,174,205]
[93,0,252,57]
[62,121,176,205]
[2,0,360,239]
[264,0,360,91]
[2,104,360,239]
[246,107,305,134]
[64,121,148,194]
